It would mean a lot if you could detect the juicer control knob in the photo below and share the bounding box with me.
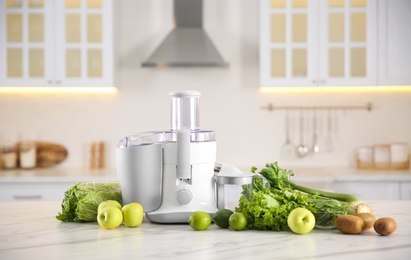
[177,189,192,205]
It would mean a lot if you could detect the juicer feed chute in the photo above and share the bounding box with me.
[169,90,200,131]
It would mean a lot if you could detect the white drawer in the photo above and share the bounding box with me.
[400,181,411,200]
[0,182,75,201]
[333,181,401,200]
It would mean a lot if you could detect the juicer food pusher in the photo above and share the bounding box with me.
[116,90,220,223]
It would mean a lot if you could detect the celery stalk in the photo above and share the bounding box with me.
[254,162,371,213]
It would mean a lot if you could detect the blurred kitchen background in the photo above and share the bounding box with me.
[0,0,410,173]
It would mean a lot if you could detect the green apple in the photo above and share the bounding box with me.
[97,207,123,229]
[122,203,144,228]
[98,200,122,213]
[287,208,315,234]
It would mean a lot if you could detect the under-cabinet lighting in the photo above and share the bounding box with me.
[259,86,411,93]
[0,86,118,94]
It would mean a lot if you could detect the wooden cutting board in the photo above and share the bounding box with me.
[35,141,68,168]
[1,141,68,168]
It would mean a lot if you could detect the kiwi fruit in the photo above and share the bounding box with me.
[335,215,364,234]
[355,213,376,231]
[374,217,397,236]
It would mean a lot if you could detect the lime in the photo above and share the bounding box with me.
[214,209,234,228]
[229,212,247,231]
[188,211,212,231]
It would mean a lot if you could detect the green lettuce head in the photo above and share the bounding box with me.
[56,182,122,222]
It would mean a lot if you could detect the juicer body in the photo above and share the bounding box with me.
[116,91,251,223]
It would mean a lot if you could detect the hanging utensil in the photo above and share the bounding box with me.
[325,109,333,152]
[280,109,295,159]
[296,109,309,157]
[312,109,320,154]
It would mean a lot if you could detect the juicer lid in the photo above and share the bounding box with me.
[116,130,215,148]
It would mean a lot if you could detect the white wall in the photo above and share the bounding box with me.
[1,0,410,171]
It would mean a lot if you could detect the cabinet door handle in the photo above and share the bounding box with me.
[13,195,42,200]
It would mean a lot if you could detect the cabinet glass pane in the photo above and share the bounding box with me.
[7,14,22,42]
[351,0,366,7]
[329,13,344,42]
[87,0,102,8]
[270,0,285,8]
[292,0,307,8]
[29,0,44,7]
[7,49,23,77]
[87,14,102,43]
[329,0,344,7]
[292,49,307,77]
[66,14,81,42]
[292,14,307,42]
[88,49,102,77]
[29,14,44,43]
[329,48,344,77]
[351,48,366,76]
[65,0,80,8]
[66,49,81,77]
[271,14,286,43]
[271,49,286,77]
[351,13,366,42]
[7,0,22,7]
[29,49,44,77]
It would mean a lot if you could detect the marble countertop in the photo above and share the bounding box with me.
[1,201,410,259]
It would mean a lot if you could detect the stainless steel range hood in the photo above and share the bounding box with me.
[142,0,228,68]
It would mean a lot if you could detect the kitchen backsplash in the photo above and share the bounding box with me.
[0,0,410,170]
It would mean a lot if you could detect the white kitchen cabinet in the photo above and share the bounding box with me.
[0,0,114,87]
[400,181,411,200]
[377,0,411,85]
[0,181,75,201]
[333,181,401,200]
[259,0,377,87]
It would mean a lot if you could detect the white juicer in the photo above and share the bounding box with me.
[116,90,220,223]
